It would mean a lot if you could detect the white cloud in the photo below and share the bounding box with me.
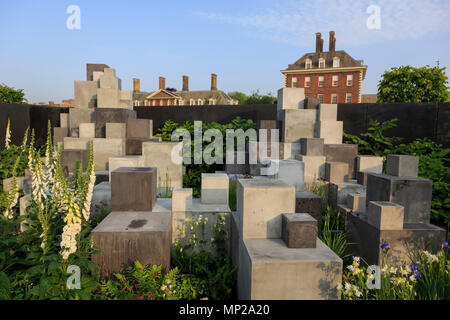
[196,0,450,47]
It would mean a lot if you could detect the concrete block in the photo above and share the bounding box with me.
[3,177,31,194]
[95,170,109,185]
[111,167,157,211]
[53,127,68,147]
[386,155,419,177]
[19,195,31,232]
[94,108,136,138]
[317,104,337,121]
[295,155,325,182]
[60,113,69,128]
[258,120,279,142]
[347,212,446,266]
[356,171,369,185]
[74,81,97,108]
[366,174,432,224]
[97,88,120,108]
[225,151,250,175]
[299,138,324,156]
[230,211,240,267]
[237,178,295,239]
[142,141,183,189]
[277,87,305,110]
[327,182,366,209]
[281,213,317,248]
[281,142,301,159]
[368,201,404,230]
[315,121,343,144]
[299,96,320,109]
[126,118,153,139]
[356,155,383,174]
[60,149,90,173]
[324,144,358,179]
[91,210,171,273]
[237,238,342,300]
[93,138,125,170]
[125,138,160,155]
[99,68,120,89]
[79,123,95,138]
[279,109,317,142]
[172,188,193,212]
[269,159,305,191]
[106,123,126,139]
[108,155,143,181]
[201,173,229,205]
[325,162,348,183]
[91,182,111,216]
[347,193,366,211]
[69,108,94,129]
[295,190,322,224]
[70,128,79,138]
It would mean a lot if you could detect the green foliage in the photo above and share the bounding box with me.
[228,179,237,211]
[377,65,448,103]
[344,119,450,228]
[0,83,27,104]
[156,117,256,197]
[343,118,401,157]
[228,90,277,104]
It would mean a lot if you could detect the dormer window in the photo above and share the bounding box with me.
[190,99,195,106]
[198,99,204,105]
[305,59,312,69]
[319,58,325,68]
[333,57,340,68]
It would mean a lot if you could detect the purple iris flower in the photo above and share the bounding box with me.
[381,241,390,250]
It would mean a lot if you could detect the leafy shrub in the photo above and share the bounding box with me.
[0,83,27,104]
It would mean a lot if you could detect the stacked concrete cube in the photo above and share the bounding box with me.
[347,155,446,266]
[234,178,342,300]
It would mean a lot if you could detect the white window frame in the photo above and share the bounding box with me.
[332,75,338,87]
[347,74,353,86]
[346,93,352,103]
[331,94,338,104]
[319,58,325,68]
[318,76,324,88]
[318,94,324,104]
[305,77,311,88]
[333,57,340,68]
[292,77,298,88]
[305,59,312,69]
[190,99,195,106]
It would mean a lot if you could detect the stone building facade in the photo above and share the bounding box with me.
[281,31,368,104]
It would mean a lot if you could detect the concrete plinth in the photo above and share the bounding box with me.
[366,173,432,224]
[356,155,383,174]
[269,159,305,191]
[60,149,90,173]
[295,155,325,182]
[325,162,349,183]
[111,167,157,211]
[368,201,404,230]
[94,108,136,138]
[237,178,295,239]
[277,88,305,110]
[106,123,126,139]
[315,121,343,144]
[125,137,161,155]
[295,190,323,224]
[386,155,419,177]
[79,123,96,138]
[327,182,366,210]
[324,144,358,179]
[108,155,143,181]
[201,173,229,205]
[299,138,324,156]
[347,211,446,266]
[91,209,172,273]
[237,238,342,300]
[91,182,111,216]
[279,109,317,142]
[126,118,153,139]
[281,213,317,248]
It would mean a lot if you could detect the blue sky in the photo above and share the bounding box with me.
[1,0,449,103]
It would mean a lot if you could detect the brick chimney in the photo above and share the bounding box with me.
[133,78,140,92]
[182,75,189,91]
[159,77,165,90]
[211,73,217,91]
[329,31,336,52]
[315,32,323,53]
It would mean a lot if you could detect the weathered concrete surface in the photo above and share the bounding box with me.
[91,210,172,273]
[325,162,349,183]
[347,211,446,266]
[126,118,153,139]
[368,201,404,230]
[386,154,419,177]
[295,155,326,182]
[125,137,161,155]
[60,149,90,173]
[91,181,111,216]
[279,109,317,142]
[300,138,324,156]
[106,123,126,139]
[356,155,383,174]
[269,159,305,191]
[237,238,342,300]
[237,178,295,239]
[201,173,229,205]
[323,144,358,179]
[366,173,432,224]
[327,182,366,210]
[111,167,157,211]
[282,213,318,248]
[69,108,94,129]
[295,190,323,226]
[108,155,143,181]
[94,108,136,138]
[277,88,305,110]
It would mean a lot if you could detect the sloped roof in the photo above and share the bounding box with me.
[133,89,235,105]
[285,50,365,70]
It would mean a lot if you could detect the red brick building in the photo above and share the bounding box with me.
[281,31,367,103]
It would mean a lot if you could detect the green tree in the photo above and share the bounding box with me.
[0,83,27,104]
[228,91,248,104]
[377,65,448,103]
[245,90,276,104]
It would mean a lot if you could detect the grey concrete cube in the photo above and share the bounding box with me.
[126,118,153,139]
[94,108,136,138]
[111,167,157,211]
[386,155,419,177]
[325,162,349,183]
[282,213,317,248]
[324,144,358,179]
[366,173,432,224]
[91,210,172,273]
[300,138,324,156]
[60,149,90,173]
